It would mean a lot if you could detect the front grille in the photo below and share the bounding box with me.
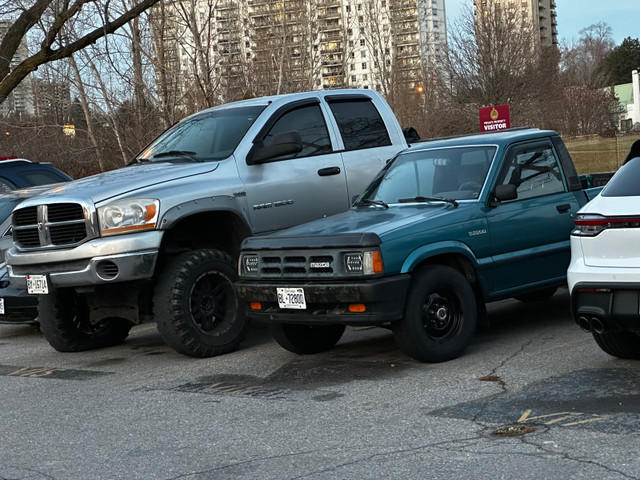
[256,251,338,279]
[12,202,92,249]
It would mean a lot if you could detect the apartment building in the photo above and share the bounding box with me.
[0,21,35,117]
[152,0,448,104]
[474,0,558,47]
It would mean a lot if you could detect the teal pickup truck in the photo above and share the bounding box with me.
[237,128,605,362]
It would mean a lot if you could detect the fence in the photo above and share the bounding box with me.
[563,133,640,175]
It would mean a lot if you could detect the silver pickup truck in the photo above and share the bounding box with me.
[6,89,410,357]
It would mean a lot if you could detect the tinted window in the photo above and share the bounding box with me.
[328,99,391,150]
[261,104,331,160]
[19,170,67,186]
[138,105,265,162]
[602,157,640,197]
[0,178,17,193]
[497,143,565,201]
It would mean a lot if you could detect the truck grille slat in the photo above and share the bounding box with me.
[256,251,338,278]
[12,202,92,249]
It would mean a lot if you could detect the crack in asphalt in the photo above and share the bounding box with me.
[471,339,534,425]
[520,436,639,480]
[162,425,638,480]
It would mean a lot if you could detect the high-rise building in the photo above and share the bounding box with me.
[474,0,558,47]
[151,0,448,107]
[0,21,35,117]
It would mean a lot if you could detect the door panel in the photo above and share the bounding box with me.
[241,103,349,234]
[486,140,579,293]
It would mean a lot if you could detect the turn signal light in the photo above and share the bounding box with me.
[349,304,366,313]
[250,302,262,310]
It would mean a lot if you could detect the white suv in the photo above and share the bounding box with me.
[568,140,640,358]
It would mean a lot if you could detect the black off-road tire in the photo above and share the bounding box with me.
[593,331,640,359]
[393,265,478,363]
[515,287,557,302]
[154,249,247,357]
[270,323,346,354]
[39,288,132,352]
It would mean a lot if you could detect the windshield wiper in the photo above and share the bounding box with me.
[152,150,201,162]
[397,196,458,207]
[354,198,389,209]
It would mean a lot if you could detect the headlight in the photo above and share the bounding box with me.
[240,254,259,275]
[343,250,384,275]
[98,198,159,236]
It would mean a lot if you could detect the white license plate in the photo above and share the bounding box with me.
[0,298,4,315]
[27,275,48,294]
[276,287,306,310]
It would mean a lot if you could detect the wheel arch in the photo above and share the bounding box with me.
[159,208,252,258]
[400,243,489,322]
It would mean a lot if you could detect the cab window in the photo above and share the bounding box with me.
[261,104,332,160]
[497,142,565,201]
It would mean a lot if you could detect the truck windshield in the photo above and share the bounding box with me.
[136,105,266,162]
[360,145,496,204]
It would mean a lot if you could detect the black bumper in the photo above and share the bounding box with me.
[236,274,411,325]
[571,282,640,333]
[0,285,38,324]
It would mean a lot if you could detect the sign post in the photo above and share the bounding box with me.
[479,105,510,132]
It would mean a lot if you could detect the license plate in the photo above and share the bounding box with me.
[27,275,48,294]
[0,298,4,315]
[276,287,306,310]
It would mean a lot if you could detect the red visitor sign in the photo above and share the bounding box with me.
[479,104,510,132]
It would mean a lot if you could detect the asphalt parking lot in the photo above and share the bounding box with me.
[1,288,639,480]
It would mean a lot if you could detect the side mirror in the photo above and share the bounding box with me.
[248,131,303,165]
[494,184,518,202]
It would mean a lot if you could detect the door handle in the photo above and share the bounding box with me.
[318,166,341,176]
[556,204,571,213]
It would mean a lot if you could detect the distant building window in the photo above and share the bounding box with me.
[433,20,439,28]
[360,39,365,46]
[362,62,367,69]
[432,7,437,15]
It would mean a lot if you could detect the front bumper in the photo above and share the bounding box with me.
[6,231,163,289]
[237,274,411,325]
[0,284,38,324]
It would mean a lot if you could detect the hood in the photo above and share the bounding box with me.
[277,202,463,239]
[28,161,220,203]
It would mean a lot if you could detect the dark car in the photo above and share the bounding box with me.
[0,157,72,193]
[0,184,69,324]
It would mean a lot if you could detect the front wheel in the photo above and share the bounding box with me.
[270,323,346,354]
[393,265,478,363]
[154,249,247,357]
[593,331,640,359]
[39,289,132,352]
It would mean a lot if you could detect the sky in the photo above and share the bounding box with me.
[445,0,640,46]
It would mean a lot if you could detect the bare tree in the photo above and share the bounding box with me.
[0,0,163,105]
[561,22,615,87]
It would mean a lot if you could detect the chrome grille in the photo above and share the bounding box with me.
[12,202,92,249]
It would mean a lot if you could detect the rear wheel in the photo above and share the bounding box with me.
[593,331,640,359]
[39,289,132,352]
[270,323,346,354]
[154,249,247,357]
[393,265,477,363]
